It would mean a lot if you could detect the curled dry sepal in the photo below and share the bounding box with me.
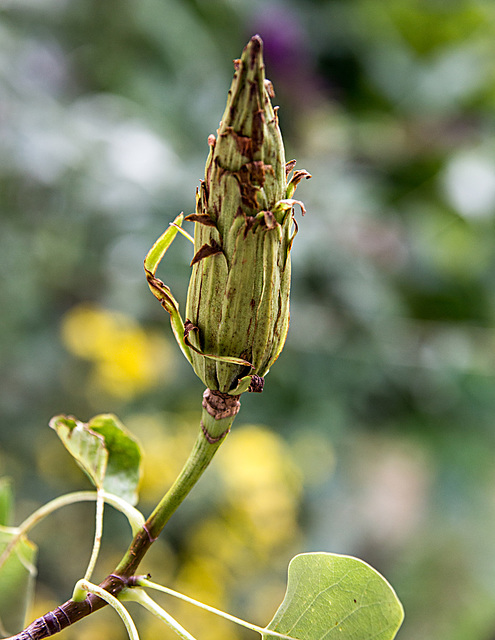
[145,35,310,397]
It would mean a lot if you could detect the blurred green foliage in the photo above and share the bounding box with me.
[2,1,495,639]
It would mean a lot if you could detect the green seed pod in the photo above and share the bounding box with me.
[184,35,310,395]
[144,36,309,399]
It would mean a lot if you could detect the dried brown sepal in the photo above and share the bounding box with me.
[184,213,216,227]
[285,159,297,177]
[248,374,265,393]
[190,241,223,266]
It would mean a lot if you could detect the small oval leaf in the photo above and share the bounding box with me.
[49,414,142,505]
[49,415,107,489]
[88,415,142,505]
[264,552,404,640]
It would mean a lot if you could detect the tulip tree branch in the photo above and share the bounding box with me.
[4,393,239,640]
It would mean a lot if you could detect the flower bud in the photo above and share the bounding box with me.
[184,35,310,395]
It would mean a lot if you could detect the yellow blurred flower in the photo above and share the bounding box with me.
[125,413,198,501]
[169,555,240,640]
[61,303,174,400]
[215,425,303,551]
[218,425,302,495]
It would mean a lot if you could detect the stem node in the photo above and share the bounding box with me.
[202,388,240,419]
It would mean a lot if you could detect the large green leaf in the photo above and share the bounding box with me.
[0,478,13,527]
[0,527,37,636]
[264,553,404,640]
[49,414,142,505]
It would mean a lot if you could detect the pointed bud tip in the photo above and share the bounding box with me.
[243,34,264,70]
[249,34,263,48]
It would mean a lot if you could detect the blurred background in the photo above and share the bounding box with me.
[2,0,495,638]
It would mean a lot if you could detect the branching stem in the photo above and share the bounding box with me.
[137,578,298,640]
[123,589,197,640]
[5,398,236,640]
[74,580,139,640]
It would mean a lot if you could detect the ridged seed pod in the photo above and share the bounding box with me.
[184,35,310,395]
[144,35,309,399]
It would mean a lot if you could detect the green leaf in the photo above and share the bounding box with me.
[88,415,142,505]
[50,414,142,505]
[144,213,184,274]
[264,553,404,640]
[0,478,13,527]
[0,527,37,636]
[49,416,107,489]
[144,213,193,366]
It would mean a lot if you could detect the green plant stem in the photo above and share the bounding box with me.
[114,405,234,577]
[6,398,236,640]
[137,578,298,640]
[83,489,105,581]
[123,588,198,640]
[0,490,144,571]
[74,580,139,640]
